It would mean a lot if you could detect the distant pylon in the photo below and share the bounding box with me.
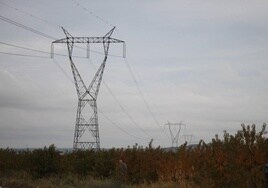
[164,121,186,147]
[52,27,125,150]
[183,134,194,145]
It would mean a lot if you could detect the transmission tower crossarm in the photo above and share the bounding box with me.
[52,37,124,44]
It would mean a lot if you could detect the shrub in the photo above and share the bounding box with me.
[30,144,60,178]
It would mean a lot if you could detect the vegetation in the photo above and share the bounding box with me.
[0,124,267,188]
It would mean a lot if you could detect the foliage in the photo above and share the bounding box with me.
[31,144,60,178]
[0,124,267,187]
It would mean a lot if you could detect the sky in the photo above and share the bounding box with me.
[0,0,268,148]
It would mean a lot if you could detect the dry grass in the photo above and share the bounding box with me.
[0,172,118,188]
[0,172,196,188]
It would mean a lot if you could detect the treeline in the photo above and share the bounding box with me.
[0,124,267,188]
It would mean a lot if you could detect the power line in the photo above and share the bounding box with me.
[69,0,125,58]
[0,15,56,40]
[0,1,61,29]
[88,59,153,138]
[0,51,49,58]
[0,14,123,58]
[0,41,52,55]
[0,41,89,59]
[52,58,74,83]
[98,108,148,140]
[124,58,169,139]
[71,0,114,27]
[124,58,160,126]
[104,80,153,138]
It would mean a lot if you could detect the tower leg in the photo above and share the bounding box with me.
[73,99,100,150]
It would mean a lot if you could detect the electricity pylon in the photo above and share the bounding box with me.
[164,121,186,148]
[183,134,194,145]
[52,27,125,150]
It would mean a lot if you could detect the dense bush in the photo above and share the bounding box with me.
[30,144,60,178]
[0,124,267,187]
[191,124,268,188]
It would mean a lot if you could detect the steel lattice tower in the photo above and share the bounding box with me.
[183,134,194,145]
[164,121,186,148]
[52,27,125,150]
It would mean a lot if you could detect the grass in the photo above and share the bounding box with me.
[0,172,195,188]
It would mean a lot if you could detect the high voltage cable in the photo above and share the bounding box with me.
[0,51,49,58]
[0,1,61,29]
[103,81,153,138]
[125,58,159,126]
[98,108,148,140]
[3,0,121,58]
[0,14,123,58]
[124,58,169,139]
[71,0,114,27]
[0,41,89,59]
[88,59,153,139]
[0,15,56,40]
[52,58,74,83]
[0,41,50,55]
[68,0,124,58]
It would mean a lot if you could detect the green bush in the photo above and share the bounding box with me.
[30,144,60,178]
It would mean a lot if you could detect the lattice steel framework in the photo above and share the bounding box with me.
[165,121,186,147]
[183,134,194,145]
[52,27,125,150]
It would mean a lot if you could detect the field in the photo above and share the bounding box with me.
[0,174,188,188]
[0,124,267,188]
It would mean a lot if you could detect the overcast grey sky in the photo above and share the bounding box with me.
[0,0,268,148]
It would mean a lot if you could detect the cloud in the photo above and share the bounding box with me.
[0,69,74,111]
[0,69,32,109]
